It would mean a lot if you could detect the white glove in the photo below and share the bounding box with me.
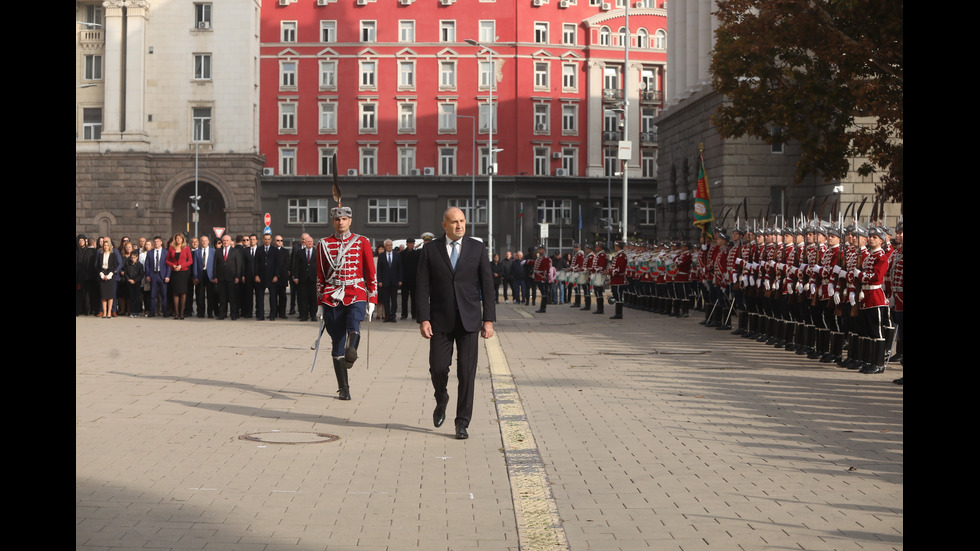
[749,276,756,287]
[317,305,326,320]
[827,283,835,295]
[833,293,841,305]
[367,302,376,319]
[731,273,737,284]
[809,283,816,295]
[832,265,842,275]
[735,258,743,266]
[763,280,770,291]
[848,292,856,305]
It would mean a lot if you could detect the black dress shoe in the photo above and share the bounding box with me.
[433,403,447,428]
[455,425,468,440]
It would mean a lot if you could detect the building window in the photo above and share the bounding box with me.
[321,21,336,43]
[561,104,577,135]
[439,61,456,90]
[448,198,488,224]
[360,21,376,42]
[563,23,576,45]
[438,103,457,133]
[534,147,549,176]
[319,148,336,175]
[280,148,296,176]
[398,61,415,90]
[439,147,456,175]
[641,68,657,93]
[479,147,492,175]
[604,147,618,177]
[84,54,103,80]
[479,61,495,90]
[637,200,656,225]
[359,60,376,89]
[562,148,577,176]
[398,103,416,133]
[654,29,666,49]
[359,102,377,133]
[280,102,296,133]
[82,108,102,140]
[534,22,548,44]
[280,60,297,89]
[534,62,549,90]
[398,147,416,175]
[604,109,619,136]
[288,198,331,224]
[771,127,785,154]
[319,60,337,89]
[603,66,619,90]
[537,199,572,225]
[440,21,456,42]
[479,20,495,43]
[399,20,415,42]
[319,103,337,133]
[641,150,657,177]
[194,3,212,29]
[641,108,656,135]
[599,26,610,46]
[533,103,549,133]
[193,53,211,80]
[368,198,408,224]
[281,21,297,43]
[360,147,377,175]
[561,63,576,91]
[192,107,211,141]
[479,103,496,133]
[618,27,627,47]
[637,28,649,49]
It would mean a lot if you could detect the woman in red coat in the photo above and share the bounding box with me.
[167,232,194,319]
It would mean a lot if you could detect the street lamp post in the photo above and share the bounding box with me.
[455,114,476,227]
[465,39,498,257]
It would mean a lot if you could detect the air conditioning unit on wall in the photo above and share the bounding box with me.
[347,169,358,176]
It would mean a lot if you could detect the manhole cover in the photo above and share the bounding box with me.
[239,431,340,445]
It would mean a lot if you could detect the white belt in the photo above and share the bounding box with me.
[864,284,882,290]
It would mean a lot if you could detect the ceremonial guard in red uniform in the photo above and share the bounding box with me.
[580,244,595,312]
[608,241,628,319]
[852,226,890,374]
[591,242,609,315]
[568,243,585,308]
[316,204,378,400]
[533,244,553,313]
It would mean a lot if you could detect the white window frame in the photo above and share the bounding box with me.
[534,62,549,90]
[279,102,297,134]
[439,60,457,90]
[319,59,337,90]
[479,20,495,43]
[193,53,212,80]
[82,107,103,140]
[533,103,550,134]
[562,148,577,176]
[654,29,666,49]
[360,147,378,176]
[398,60,416,90]
[192,106,212,141]
[280,60,297,90]
[561,104,577,135]
[281,21,297,43]
[319,102,337,133]
[479,60,495,90]
[359,60,377,90]
[194,3,212,29]
[637,199,656,225]
[479,103,497,134]
[534,22,549,44]
[440,21,456,42]
[439,147,457,175]
[561,63,577,91]
[280,147,296,176]
[534,147,549,176]
[319,147,336,176]
[288,198,331,225]
[368,198,409,225]
[360,21,376,42]
[398,102,416,133]
[563,23,576,45]
[84,54,103,81]
[359,102,378,133]
[399,20,415,42]
[599,26,610,46]
[438,103,457,133]
[641,150,657,178]
[448,198,488,225]
[398,146,416,175]
[320,20,337,43]
[537,199,572,225]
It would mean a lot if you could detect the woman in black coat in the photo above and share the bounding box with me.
[96,237,121,319]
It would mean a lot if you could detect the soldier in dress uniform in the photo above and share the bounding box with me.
[608,240,628,319]
[841,224,869,368]
[580,243,595,312]
[316,204,378,400]
[852,225,891,374]
[533,244,552,313]
[673,241,693,318]
[568,243,585,307]
[591,241,609,315]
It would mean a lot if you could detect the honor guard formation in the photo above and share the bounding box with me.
[549,218,903,384]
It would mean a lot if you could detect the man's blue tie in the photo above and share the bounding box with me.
[450,241,459,270]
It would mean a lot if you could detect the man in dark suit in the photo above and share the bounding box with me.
[193,235,217,318]
[291,233,318,322]
[239,234,256,318]
[400,237,421,319]
[274,235,290,319]
[254,233,282,321]
[417,207,496,440]
[213,234,243,319]
[377,239,403,322]
[144,236,171,317]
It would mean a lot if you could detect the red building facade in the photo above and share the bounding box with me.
[260,0,667,250]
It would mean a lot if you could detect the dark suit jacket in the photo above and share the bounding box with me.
[194,247,216,281]
[144,248,171,280]
[377,250,403,288]
[292,246,317,283]
[417,235,495,333]
[215,246,243,282]
[254,245,281,285]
